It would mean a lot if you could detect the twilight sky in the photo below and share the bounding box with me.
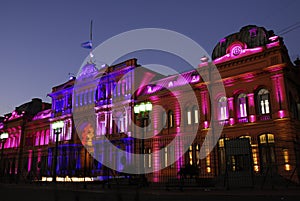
[0,0,299,116]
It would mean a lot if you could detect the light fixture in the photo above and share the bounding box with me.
[0,132,8,140]
[53,121,64,133]
[134,105,140,114]
[139,102,146,112]
[145,102,153,111]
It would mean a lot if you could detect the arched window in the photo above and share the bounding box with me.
[168,110,174,128]
[218,96,228,120]
[257,89,270,115]
[237,93,248,118]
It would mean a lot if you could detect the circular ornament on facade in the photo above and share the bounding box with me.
[231,45,242,56]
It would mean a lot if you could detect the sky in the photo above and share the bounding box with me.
[0,0,299,116]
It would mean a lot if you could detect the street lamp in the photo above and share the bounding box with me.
[0,132,8,182]
[52,121,64,183]
[134,101,152,186]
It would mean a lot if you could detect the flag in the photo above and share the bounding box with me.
[81,40,92,49]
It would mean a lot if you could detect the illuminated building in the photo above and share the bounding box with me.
[0,98,51,182]
[0,25,300,185]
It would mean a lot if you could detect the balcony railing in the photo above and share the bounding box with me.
[238,117,248,123]
[218,119,229,126]
[259,114,271,121]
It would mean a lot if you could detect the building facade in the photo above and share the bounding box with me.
[1,25,300,185]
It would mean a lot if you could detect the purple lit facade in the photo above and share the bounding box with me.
[0,25,300,185]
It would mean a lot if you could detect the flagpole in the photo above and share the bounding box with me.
[89,20,93,63]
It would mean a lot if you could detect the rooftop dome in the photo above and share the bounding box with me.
[212,25,276,60]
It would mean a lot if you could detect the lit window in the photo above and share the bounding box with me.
[259,134,274,144]
[218,96,228,120]
[219,139,225,148]
[195,144,200,166]
[193,107,199,124]
[239,135,252,144]
[189,145,193,165]
[259,134,276,172]
[237,93,248,118]
[258,89,270,114]
[187,110,192,125]
[164,147,168,167]
[168,110,174,128]
[252,148,259,172]
[283,149,291,171]
[148,148,152,168]
[231,156,236,171]
[206,154,211,173]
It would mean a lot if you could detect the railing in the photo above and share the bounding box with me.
[259,115,271,121]
[238,117,248,123]
[218,119,229,126]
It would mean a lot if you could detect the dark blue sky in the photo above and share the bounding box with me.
[0,0,299,116]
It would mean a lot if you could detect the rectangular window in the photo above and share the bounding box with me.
[194,110,199,124]
[169,113,173,128]
[231,156,236,171]
[196,145,200,165]
[252,148,259,172]
[148,148,152,168]
[260,100,265,114]
[240,103,247,117]
[164,147,168,167]
[283,149,291,171]
[220,106,228,120]
[206,154,211,173]
[187,111,192,125]
[265,100,270,114]
[189,145,193,165]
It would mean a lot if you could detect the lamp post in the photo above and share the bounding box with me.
[0,132,9,182]
[134,101,152,186]
[52,121,64,183]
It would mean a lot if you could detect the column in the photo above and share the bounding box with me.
[227,97,235,125]
[247,93,256,122]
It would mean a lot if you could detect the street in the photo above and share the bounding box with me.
[1,182,300,201]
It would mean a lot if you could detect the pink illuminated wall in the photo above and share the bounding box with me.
[271,74,285,108]
[200,91,209,121]
[213,47,263,64]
